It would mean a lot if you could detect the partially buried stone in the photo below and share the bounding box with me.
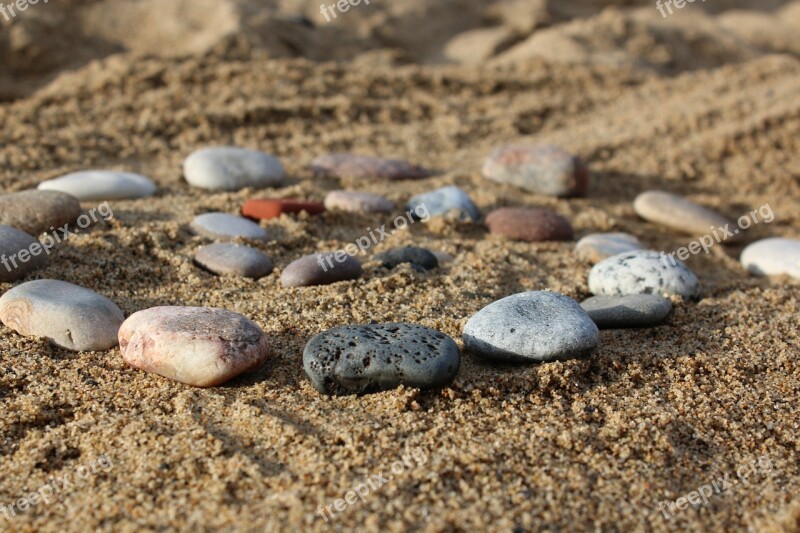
[740,238,800,279]
[634,190,740,241]
[324,190,394,214]
[575,232,644,263]
[0,225,47,282]
[0,190,81,236]
[482,144,589,197]
[407,186,480,222]
[195,243,273,279]
[184,147,285,192]
[38,171,156,201]
[303,323,460,395]
[311,154,431,180]
[190,213,268,242]
[580,294,672,329]
[241,198,325,221]
[281,252,363,287]
[485,207,573,241]
[119,306,270,387]
[0,280,124,351]
[589,250,701,300]
[375,246,438,272]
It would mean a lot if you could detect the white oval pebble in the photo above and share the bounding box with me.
[38,171,156,201]
[589,250,701,300]
[190,213,268,242]
[184,147,285,191]
[634,191,739,241]
[575,232,644,263]
[740,238,800,279]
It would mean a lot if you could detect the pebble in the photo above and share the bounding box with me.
[281,252,363,287]
[119,306,270,387]
[634,190,739,240]
[241,198,325,220]
[740,238,800,279]
[183,147,285,191]
[302,323,460,395]
[580,294,672,329]
[375,246,439,272]
[432,251,455,264]
[485,207,573,242]
[482,144,589,197]
[575,232,645,263]
[311,153,431,180]
[190,213,268,242]
[0,280,124,351]
[0,190,81,236]
[324,190,394,214]
[0,225,48,282]
[194,243,273,279]
[407,186,480,222]
[463,291,599,363]
[38,171,156,201]
[589,250,701,300]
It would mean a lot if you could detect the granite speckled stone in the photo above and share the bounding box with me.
[190,213,269,242]
[311,154,432,180]
[581,294,672,329]
[485,207,573,242]
[407,186,480,222]
[281,252,363,287]
[482,144,589,197]
[589,250,701,300]
[375,247,439,272]
[740,238,800,279]
[184,147,285,191]
[194,243,273,279]
[575,233,645,263]
[0,190,81,236]
[38,171,156,201]
[0,225,47,282]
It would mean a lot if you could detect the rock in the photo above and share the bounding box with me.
[485,207,573,241]
[432,251,455,264]
[0,190,81,236]
[183,147,285,191]
[740,238,800,279]
[324,190,394,214]
[190,213,268,242]
[241,198,325,221]
[407,186,480,222]
[119,306,270,387]
[443,26,515,65]
[311,153,431,180]
[38,171,156,201]
[589,250,701,300]
[302,323,460,395]
[634,191,739,241]
[0,226,48,282]
[575,232,644,263]
[581,294,672,329]
[281,252,363,287]
[375,247,438,272]
[463,291,599,363]
[482,144,589,197]
[0,280,124,351]
[194,243,273,279]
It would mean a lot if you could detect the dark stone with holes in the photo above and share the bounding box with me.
[303,323,460,395]
[374,247,439,272]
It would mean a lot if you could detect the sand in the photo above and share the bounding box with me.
[1,1,799,531]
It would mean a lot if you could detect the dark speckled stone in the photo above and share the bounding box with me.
[375,247,439,272]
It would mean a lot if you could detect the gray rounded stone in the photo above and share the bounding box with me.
[482,144,589,197]
[375,246,438,272]
[580,294,672,329]
[575,232,645,264]
[589,250,701,300]
[0,190,81,236]
[0,225,47,282]
[38,171,156,201]
[184,147,285,192]
[311,154,431,180]
[463,291,599,363]
[324,190,394,214]
[0,280,124,351]
[190,213,268,242]
[407,186,480,222]
[303,323,460,395]
[740,238,800,279]
[634,191,740,241]
[280,252,363,287]
[195,243,273,279]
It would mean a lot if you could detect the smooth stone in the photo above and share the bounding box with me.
[740,238,800,279]
[580,295,672,329]
[575,232,645,263]
[407,186,480,222]
[485,207,573,242]
[0,225,47,282]
[432,251,454,264]
[463,291,599,363]
[183,147,285,191]
[194,243,273,279]
[324,190,394,214]
[281,252,363,287]
[119,306,270,387]
[311,154,431,180]
[0,190,81,236]
[38,171,156,201]
[0,280,124,351]
[482,144,589,197]
[241,198,325,221]
[634,191,739,241]
[303,323,460,395]
[589,250,701,300]
[190,213,268,242]
[374,246,438,272]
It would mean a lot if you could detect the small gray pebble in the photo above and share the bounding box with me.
[195,243,273,279]
[0,225,47,282]
[407,186,480,222]
[375,246,438,272]
[588,250,701,300]
[190,212,268,242]
[281,252,363,287]
[581,294,672,329]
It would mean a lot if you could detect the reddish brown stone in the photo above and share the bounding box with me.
[242,198,326,221]
[485,207,574,242]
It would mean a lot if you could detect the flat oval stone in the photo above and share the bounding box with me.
[580,294,672,329]
[119,306,269,387]
[303,323,460,395]
[0,280,124,351]
[740,238,800,279]
[190,213,268,242]
[0,225,47,282]
[463,291,599,363]
[482,144,589,197]
[195,243,273,279]
[485,207,573,242]
[324,190,394,214]
[634,191,739,241]
[375,246,438,272]
[0,190,81,236]
[311,154,431,180]
[184,147,285,191]
[281,252,363,287]
[589,250,701,300]
[38,171,156,201]
[241,198,325,221]
[575,232,644,263]
[407,186,480,222]
[432,251,455,264]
